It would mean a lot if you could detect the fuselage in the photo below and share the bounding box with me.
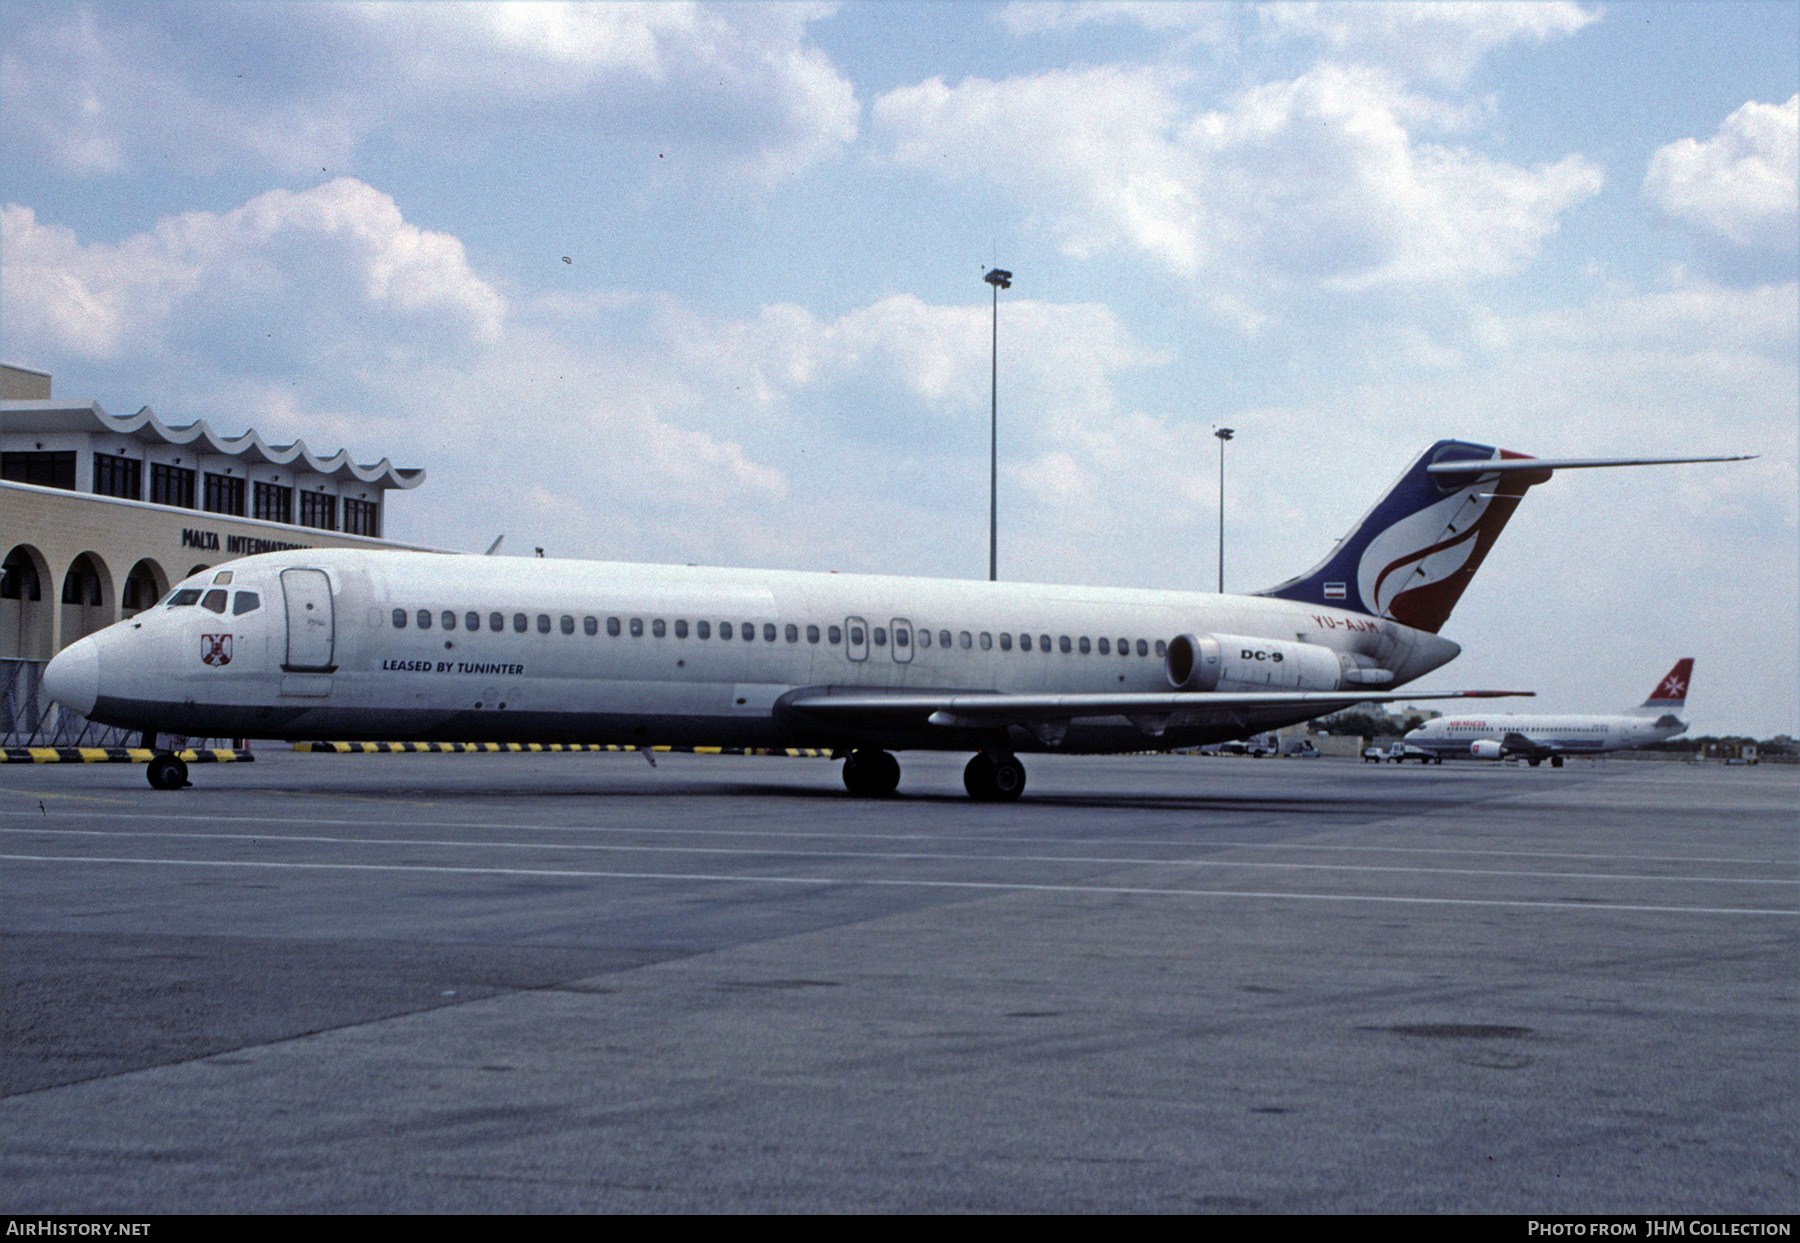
[1405,711,1686,758]
[48,547,1461,752]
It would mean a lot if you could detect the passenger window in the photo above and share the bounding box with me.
[630,618,644,637]
[1155,640,1167,657]
[201,589,228,614]
[392,607,407,628]
[1136,639,1148,656]
[721,622,733,640]
[466,612,480,632]
[489,612,503,632]
[1097,638,1109,655]
[873,627,887,646]
[607,617,621,637]
[1019,633,1032,652]
[536,614,551,634]
[999,633,1012,651]
[980,632,992,650]
[828,625,841,645]
[653,619,666,638]
[895,627,908,648]
[513,613,527,633]
[917,629,931,648]
[1118,638,1130,658]
[743,623,755,642]
[1059,636,1072,654]
[417,609,432,630]
[959,631,972,650]
[584,617,598,636]
[232,591,260,616]
[697,620,711,639]
[849,626,864,646]
[1079,637,1091,654]
[1040,634,1051,652]
[807,624,820,644]
[939,630,952,648]
[167,589,204,608]
[785,623,799,643]
[763,623,776,642]
[443,611,457,631]
[674,620,688,639]
[561,615,574,635]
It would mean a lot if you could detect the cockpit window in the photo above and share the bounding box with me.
[201,589,228,614]
[232,591,261,616]
[167,588,203,608]
[212,570,234,585]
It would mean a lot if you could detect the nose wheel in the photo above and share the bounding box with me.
[842,749,901,797]
[146,754,190,790]
[964,751,1026,802]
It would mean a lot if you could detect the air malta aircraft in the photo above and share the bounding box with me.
[1402,659,1695,767]
[42,441,1745,798]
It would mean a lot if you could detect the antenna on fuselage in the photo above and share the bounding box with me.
[484,535,505,556]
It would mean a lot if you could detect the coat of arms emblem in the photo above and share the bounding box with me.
[201,634,233,667]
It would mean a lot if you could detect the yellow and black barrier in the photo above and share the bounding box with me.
[297,741,831,758]
[2,747,254,765]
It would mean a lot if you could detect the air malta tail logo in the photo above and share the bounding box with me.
[201,634,233,667]
[1656,672,1687,699]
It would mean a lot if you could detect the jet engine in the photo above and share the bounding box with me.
[1164,633,1347,693]
[1470,740,1506,760]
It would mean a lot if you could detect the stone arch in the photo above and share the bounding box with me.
[121,558,169,618]
[187,564,211,579]
[59,552,116,646]
[2,544,54,660]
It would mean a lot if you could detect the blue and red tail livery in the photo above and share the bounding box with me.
[1258,440,1552,634]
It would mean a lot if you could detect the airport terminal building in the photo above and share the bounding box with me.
[2,364,427,740]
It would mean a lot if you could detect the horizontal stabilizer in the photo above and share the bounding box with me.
[1426,454,1755,475]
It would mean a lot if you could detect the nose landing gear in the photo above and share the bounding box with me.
[146,754,190,790]
[963,751,1026,802]
[842,748,901,797]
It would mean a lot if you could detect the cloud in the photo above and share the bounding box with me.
[0,2,858,184]
[1644,96,1798,258]
[2,180,506,367]
[873,62,1602,297]
[1256,2,1599,87]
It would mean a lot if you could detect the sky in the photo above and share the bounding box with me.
[3,1,1795,738]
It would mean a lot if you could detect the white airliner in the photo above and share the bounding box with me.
[42,440,1745,798]
[1402,659,1695,767]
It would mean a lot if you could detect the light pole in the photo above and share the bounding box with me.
[984,267,1011,581]
[1214,426,1234,593]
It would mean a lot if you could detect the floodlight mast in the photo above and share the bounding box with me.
[1214,426,1234,593]
[985,268,1011,582]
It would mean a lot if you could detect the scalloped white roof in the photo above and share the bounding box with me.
[2,400,424,490]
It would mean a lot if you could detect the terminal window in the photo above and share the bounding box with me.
[3,451,76,490]
[254,481,292,523]
[298,490,337,530]
[150,463,196,508]
[204,472,245,516]
[343,497,379,537]
[93,453,142,500]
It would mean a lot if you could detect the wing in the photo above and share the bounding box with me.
[787,687,1529,738]
[1498,731,1559,759]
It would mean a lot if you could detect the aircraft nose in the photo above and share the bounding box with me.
[43,635,101,717]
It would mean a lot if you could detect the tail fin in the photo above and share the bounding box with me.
[1259,440,1551,633]
[1631,659,1694,715]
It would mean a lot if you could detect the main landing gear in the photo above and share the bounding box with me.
[841,748,901,797]
[963,751,1026,802]
[146,753,190,790]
